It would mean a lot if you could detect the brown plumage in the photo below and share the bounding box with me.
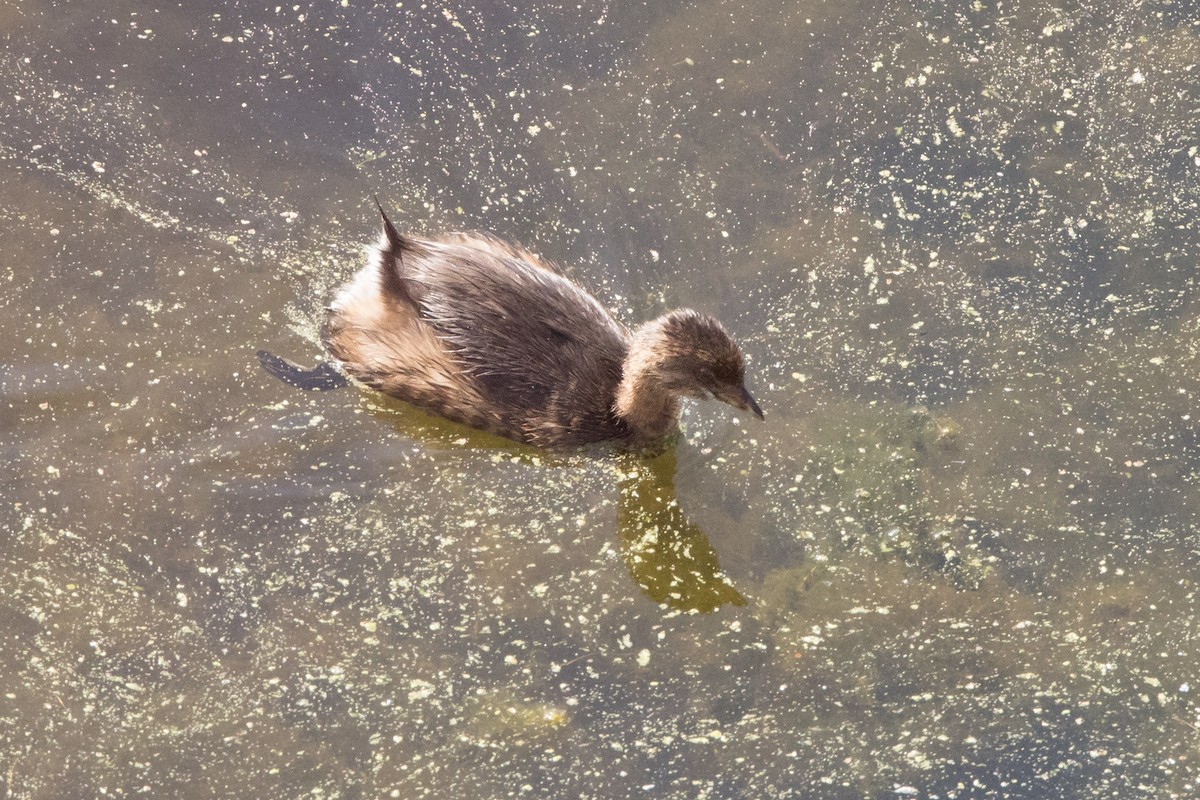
[280,205,763,448]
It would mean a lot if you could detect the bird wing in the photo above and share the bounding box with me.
[401,239,630,440]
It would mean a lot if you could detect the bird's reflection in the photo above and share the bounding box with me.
[364,394,745,612]
[615,449,746,613]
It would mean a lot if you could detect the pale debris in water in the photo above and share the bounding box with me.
[408,679,436,701]
[440,8,470,37]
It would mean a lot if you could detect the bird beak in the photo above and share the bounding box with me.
[721,385,764,420]
[741,386,765,420]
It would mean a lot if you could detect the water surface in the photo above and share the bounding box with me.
[2,1,1198,798]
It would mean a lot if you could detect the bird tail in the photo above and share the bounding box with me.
[372,195,419,304]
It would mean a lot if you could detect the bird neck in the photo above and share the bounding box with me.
[615,330,680,443]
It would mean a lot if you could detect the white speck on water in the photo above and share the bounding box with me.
[408,679,435,701]
[176,592,188,607]
[441,8,469,35]
[1130,69,1144,84]
[637,649,651,667]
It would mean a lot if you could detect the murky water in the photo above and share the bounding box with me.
[2,1,1198,798]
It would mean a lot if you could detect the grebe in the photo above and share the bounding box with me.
[258,204,763,448]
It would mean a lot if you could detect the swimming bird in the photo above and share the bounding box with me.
[258,203,763,448]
